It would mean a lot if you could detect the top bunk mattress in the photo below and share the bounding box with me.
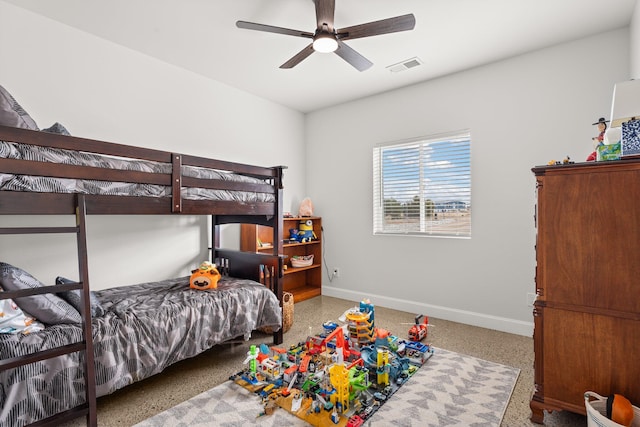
[0,140,275,203]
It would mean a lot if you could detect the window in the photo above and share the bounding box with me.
[373,130,471,238]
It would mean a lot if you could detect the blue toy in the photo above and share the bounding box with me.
[289,219,317,243]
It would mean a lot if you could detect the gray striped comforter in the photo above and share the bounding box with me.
[0,276,282,427]
[0,140,275,202]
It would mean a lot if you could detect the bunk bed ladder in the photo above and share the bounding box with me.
[0,195,97,427]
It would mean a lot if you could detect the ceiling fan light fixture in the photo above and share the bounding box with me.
[237,1,416,70]
[313,34,338,53]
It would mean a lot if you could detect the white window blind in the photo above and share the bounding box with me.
[373,130,471,238]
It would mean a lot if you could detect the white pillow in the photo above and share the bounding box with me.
[0,298,44,334]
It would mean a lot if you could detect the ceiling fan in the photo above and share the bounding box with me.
[236,0,416,71]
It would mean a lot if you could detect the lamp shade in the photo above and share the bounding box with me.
[609,79,640,128]
[313,34,338,53]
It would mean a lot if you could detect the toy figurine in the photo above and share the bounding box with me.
[297,219,317,242]
[547,156,574,166]
[408,314,429,341]
[189,261,221,290]
[243,344,259,373]
[289,219,317,243]
[587,117,609,161]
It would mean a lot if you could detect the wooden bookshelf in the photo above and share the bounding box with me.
[241,216,322,303]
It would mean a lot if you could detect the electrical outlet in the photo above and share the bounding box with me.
[526,292,537,307]
[333,268,340,278]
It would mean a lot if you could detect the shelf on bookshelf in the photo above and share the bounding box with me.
[283,264,321,275]
[283,240,320,248]
[241,217,322,303]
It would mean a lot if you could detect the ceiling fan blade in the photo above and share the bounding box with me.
[280,44,315,69]
[315,0,335,31]
[337,13,416,41]
[334,40,373,71]
[236,20,314,38]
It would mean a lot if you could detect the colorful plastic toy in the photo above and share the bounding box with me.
[243,344,259,373]
[408,314,429,342]
[229,300,434,426]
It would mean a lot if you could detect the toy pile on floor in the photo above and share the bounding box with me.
[229,300,434,427]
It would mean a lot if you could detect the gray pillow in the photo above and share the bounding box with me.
[0,85,39,130]
[56,276,105,317]
[42,122,71,136]
[0,262,81,325]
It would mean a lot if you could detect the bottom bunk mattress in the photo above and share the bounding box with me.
[0,275,282,427]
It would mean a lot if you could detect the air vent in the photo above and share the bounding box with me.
[386,57,423,73]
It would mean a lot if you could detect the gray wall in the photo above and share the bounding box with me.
[306,28,631,336]
[0,2,306,289]
[632,0,640,78]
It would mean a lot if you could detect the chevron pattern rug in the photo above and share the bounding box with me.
[134,348,519,427]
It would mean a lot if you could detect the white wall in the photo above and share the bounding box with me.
[306,29,630,336]
[0,3,305,289]
[632,0,640,78]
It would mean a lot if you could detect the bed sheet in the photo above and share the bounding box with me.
[0,275,282,427]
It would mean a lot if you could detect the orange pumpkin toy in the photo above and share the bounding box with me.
[607,394,635,427]
[189,261,221,290]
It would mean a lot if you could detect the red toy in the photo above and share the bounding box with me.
[346,414,364,427]
[408,314,429,342]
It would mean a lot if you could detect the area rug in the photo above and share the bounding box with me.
[134,348,519,427]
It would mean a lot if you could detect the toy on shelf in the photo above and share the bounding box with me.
[547,156,574,166]
[289,218,318,243]
[229,300,434,426]
[298,219,317,242]
[189,261,220,290]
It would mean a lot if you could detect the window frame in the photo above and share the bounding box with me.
[373,130,472,239]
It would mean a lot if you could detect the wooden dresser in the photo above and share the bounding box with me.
[530,159,640,424]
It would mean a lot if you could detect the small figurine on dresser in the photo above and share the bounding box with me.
[587,117,609,161]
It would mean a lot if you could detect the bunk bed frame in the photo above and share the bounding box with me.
[0,125,285,426]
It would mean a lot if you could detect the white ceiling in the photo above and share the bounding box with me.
[5,0,638,113]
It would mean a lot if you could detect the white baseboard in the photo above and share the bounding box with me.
[322,286,534,337]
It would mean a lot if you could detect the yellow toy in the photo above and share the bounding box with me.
[189,261,221,290]
[296,219,317,243]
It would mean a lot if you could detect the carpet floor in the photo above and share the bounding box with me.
[134,348,519,427]
[61,295,588,426]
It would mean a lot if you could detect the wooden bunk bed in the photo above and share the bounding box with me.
[0,124,286,427]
